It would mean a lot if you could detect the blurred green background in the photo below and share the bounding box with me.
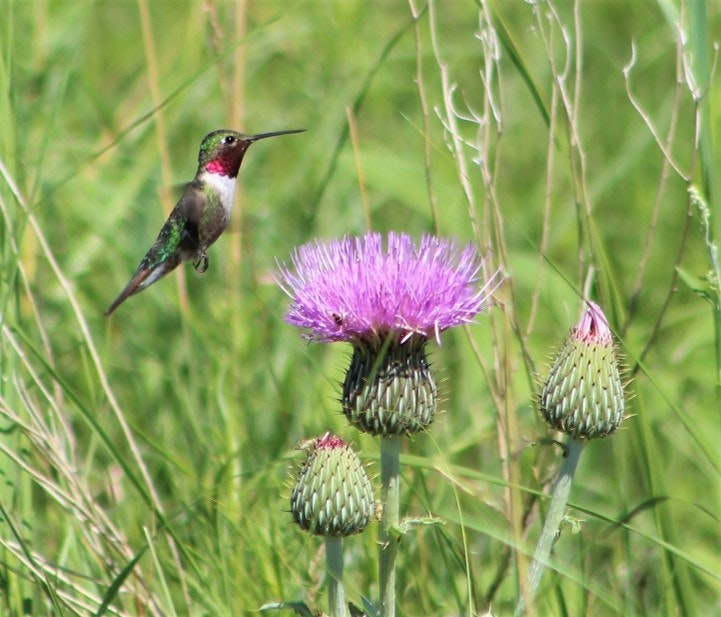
[0,1,719,615]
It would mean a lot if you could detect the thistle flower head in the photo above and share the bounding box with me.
[540,301,626,439]
[276,232,499,345]
[290,433,375,537]
[277,232,501,436]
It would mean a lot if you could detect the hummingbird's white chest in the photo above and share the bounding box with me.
[202,171,237,216]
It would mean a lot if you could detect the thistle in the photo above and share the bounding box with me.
[290,433,374,617]
[290,433,374,538]
[516,301,628,616]
[276,232,500,436]
[278,232,501,617]
[540,300,625,439]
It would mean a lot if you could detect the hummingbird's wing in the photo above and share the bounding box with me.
[105,188,206,315]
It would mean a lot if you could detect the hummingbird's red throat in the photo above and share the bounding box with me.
[205,158,231,175]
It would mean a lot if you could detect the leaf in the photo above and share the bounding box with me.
[258,601,316,616]
[397,515,446,535]
[677,267,718,305]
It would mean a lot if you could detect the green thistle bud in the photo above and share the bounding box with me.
[541,302,626,439]
[342,335,437,436]
[290,433,375,537]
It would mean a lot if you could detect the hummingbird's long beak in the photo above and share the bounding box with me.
[249,129,305,142]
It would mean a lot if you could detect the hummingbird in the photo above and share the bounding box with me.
[105,128,304,315]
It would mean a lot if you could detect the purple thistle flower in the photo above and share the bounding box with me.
[277,232,501,436]
[276,232,499,346]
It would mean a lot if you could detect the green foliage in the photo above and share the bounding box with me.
[0,0,719,615]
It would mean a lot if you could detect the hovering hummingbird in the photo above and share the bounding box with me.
[105,128,304,315]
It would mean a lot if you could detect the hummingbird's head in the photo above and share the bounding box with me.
[198,128,305,178]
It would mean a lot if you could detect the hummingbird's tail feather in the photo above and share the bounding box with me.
[105,258,179,315]
[105,269,153,315]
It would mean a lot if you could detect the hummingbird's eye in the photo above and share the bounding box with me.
[223,135,236,145]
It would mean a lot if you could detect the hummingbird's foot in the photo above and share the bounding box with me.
[193,253,209,274]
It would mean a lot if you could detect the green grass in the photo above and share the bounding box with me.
[0,0,719,615]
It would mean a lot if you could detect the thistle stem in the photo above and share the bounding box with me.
[379,435,401,617]
[515,436,584,616]
[325,536,346,617]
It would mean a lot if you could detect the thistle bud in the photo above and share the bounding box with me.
[290,433,375,537]
[540,302,626,439]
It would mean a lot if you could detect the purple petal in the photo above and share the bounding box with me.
[275,232,502,343]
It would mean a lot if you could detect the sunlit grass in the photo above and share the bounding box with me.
[0,0,719,615]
